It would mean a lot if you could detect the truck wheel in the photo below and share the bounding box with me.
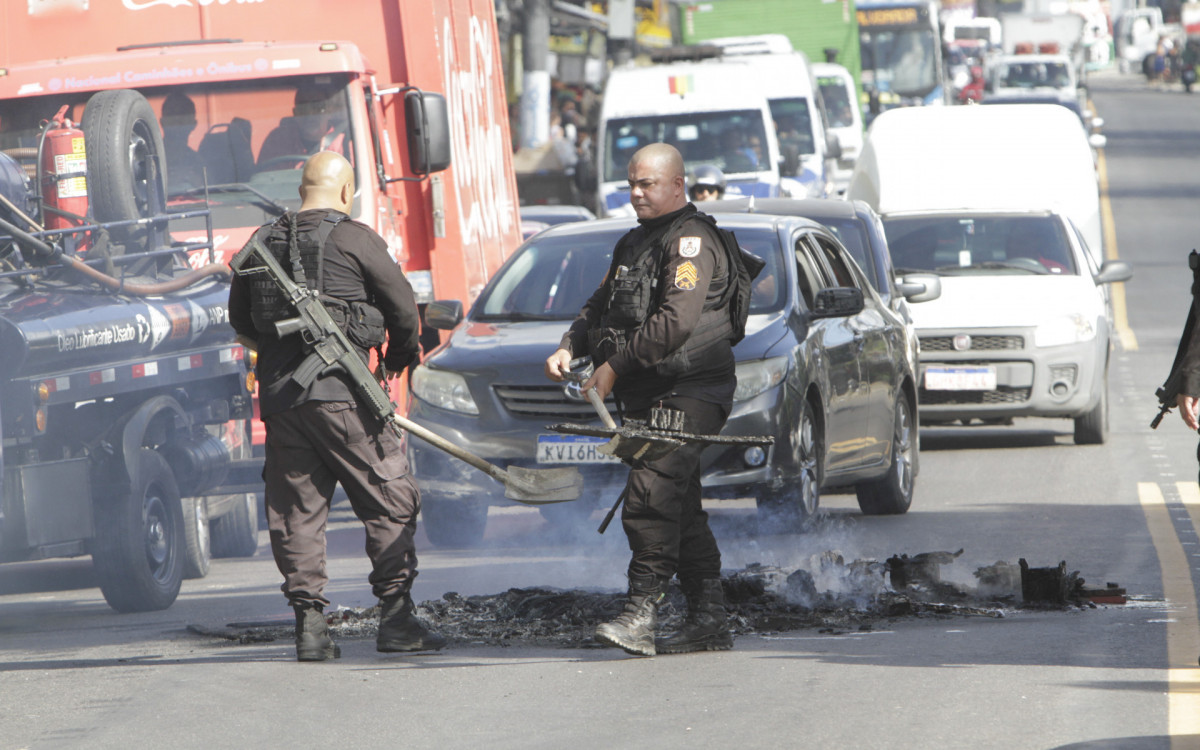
[420,496,488,548]
[855,396,916,515]
[92,449,184,612]
[1074,376,1109,445]
[211,493,260,558]
[181,495,212,579]
[80,89,167,251]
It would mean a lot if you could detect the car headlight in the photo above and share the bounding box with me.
[1034,313,1096,348]
[410,365,479,415]
[734,357,789,402]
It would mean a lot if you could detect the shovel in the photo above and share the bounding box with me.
[390,414,583,505]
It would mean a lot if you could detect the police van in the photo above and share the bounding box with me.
[597,57,790,217]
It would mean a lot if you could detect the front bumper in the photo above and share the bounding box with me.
[915,326,1106,423]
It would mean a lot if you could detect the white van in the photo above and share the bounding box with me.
[705,36,841,199]
[812,61,865,194]
[845,103,1103,263]
[597,57,800,216]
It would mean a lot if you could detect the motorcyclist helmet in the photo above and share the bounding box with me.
[688,165,726,201]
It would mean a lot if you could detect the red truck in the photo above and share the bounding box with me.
[0,0,521,611]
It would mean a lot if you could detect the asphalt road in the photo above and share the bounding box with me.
[4,69,1200,750]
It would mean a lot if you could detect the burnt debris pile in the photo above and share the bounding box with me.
[197,550,1119,648]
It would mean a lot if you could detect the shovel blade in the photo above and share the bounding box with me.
[502,465,585,504]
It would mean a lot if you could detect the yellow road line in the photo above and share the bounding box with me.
[1096,147,1139,351]
[1138,481,1200,742]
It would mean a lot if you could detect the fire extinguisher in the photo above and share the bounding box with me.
[38,105,90,249]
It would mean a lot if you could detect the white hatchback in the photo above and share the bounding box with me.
[882,209,1132,443]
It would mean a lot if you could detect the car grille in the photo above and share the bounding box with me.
[493,384,604,420]
[920,335,1025,352]
[919,387,1031,405]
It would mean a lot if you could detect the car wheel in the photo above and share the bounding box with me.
[856,396,916,515]
[421,496,489,548]
[756,398,821,533]
[92,449,184,613]
[1074,375,1108,445]
[180,495,211,579]
[211,492,260,558]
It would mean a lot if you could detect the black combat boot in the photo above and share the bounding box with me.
[293,602,340,662]
[595,572,668,656]
[376,592,447,653]
[656,578,733,654]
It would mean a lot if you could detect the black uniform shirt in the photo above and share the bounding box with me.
[562,203,735,409]
[229,209,421,417]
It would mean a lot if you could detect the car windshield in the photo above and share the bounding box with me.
[768,98,816,155]
[473,224,787,322]
[816,78,856,128]
[883,215,1078,276]
[0,74,359,234]
[603,110,770,181]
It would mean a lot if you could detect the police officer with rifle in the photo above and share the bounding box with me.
[228,151,444,661]
[545,143,761,657]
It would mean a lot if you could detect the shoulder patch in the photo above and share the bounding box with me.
[678,236,701,258]
[675,260,698,290]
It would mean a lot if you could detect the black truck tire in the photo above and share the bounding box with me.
[211,492,260,558]
[93,449,184,612]
[181,495,212,579]
[80,89,167,251]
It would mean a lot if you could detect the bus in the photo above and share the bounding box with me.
[856,0,947,123]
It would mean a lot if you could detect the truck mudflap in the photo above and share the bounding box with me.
[0,457,92,562]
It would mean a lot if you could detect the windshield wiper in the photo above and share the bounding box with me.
[175,183,290,216]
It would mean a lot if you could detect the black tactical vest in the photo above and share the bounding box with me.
[591,208,736,377]
[247,211,346,335]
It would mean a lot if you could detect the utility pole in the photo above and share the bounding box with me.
[519,0,551,149]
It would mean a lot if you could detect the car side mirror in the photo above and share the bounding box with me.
[1095,260,1133,284]
[424,299,464,330]
[895,273,942,303]
[825,131,843,160]
[811,287,864,318]
[405,90,452,175]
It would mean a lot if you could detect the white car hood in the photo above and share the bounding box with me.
[909,274,1103,330]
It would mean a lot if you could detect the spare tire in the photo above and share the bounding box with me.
[80,89,167,252]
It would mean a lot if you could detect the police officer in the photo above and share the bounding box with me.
[228,152,444,661]
[545,142,740,657]
[688,164,726,202]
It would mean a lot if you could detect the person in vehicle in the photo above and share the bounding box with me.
[688,164,726,202]
[228,151,444,661]
[257,86,346,170]
[545,142,746,657]
[160,92,204,193]
[1005,219,1071,273]
[719,128,759,172]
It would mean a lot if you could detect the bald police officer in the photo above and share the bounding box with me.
[229,152,444,661]
[546,143,741,657]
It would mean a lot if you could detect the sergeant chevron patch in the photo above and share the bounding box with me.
[675,260,698,290]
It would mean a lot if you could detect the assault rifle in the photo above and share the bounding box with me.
[1151,249,1200,429]
[230,235,582,503]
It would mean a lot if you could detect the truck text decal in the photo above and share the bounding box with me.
[443,14,516,247]
[122,0,265,9]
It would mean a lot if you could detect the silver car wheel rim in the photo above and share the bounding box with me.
[798,407,819,516]
[894,400,914,498]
